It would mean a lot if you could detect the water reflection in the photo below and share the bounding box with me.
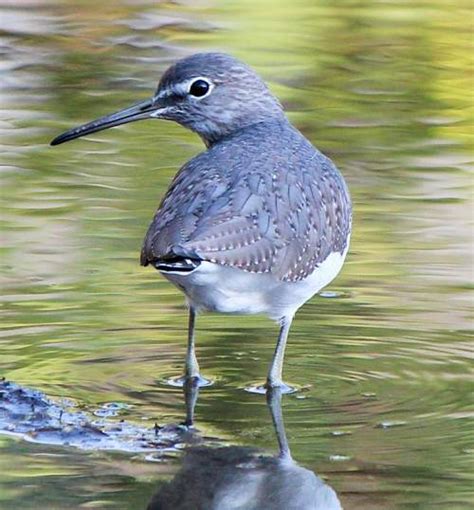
[148,384,341,510]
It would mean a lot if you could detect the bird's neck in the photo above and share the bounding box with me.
[200,112,289,148]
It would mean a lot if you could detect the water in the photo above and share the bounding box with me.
[1,1,472,508]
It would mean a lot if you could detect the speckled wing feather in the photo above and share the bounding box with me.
[141,120,351,282]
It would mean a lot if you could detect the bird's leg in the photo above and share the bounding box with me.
[266,315,294,391]
[184,306,200,379]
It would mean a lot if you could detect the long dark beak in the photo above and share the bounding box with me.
[50,97,162,146]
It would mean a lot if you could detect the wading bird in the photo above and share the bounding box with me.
[51,52,352,392]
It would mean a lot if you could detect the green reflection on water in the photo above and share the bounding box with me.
[0,0,472,509]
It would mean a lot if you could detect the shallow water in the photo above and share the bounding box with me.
[0,1,472,509]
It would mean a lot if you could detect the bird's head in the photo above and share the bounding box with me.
[50,52,284,147]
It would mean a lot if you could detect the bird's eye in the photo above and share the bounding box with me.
[189,79,210,98]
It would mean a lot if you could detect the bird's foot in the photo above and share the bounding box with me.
[264,379,297,394]
[244,380,297,394]
[165,374,213,388]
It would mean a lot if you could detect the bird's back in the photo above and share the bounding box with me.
[141,119,351,283]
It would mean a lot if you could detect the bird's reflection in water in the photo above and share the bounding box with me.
[147,382,341,510]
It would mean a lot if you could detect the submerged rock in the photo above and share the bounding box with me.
[0,378,199,454]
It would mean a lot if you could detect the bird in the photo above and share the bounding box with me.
[51,52,352,392]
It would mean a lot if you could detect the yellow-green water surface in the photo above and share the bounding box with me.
[1,1,472,508]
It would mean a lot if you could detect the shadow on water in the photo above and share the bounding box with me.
[148,381,341,510]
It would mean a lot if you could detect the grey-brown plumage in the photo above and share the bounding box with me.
[141,119,351,283]
[50,52,352,390]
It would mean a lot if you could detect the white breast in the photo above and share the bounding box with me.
[162,242,349,320]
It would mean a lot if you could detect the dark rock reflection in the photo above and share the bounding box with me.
[147,383,341,510]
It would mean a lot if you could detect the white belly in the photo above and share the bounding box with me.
[162,245,349,320]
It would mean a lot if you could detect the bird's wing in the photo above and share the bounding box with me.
[141,138,351,282]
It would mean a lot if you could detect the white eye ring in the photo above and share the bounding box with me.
[187,77,214,99]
